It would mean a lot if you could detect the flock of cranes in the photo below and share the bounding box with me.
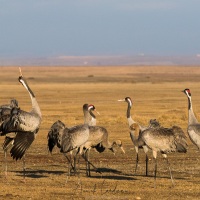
[0,69,199,186]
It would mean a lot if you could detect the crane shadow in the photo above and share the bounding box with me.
[12,169,66,179]
[81,167,136,180]
[11,166,138,180]
[90,175,136,181]
[137,173,187,181]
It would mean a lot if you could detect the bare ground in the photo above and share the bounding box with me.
[0,66,200,200]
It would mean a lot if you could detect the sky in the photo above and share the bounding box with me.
[0,0,200,57]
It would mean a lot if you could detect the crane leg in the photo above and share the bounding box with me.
[76,153,81,175]
[134,153,139,175]
[84,150,90,177]
[145,154,148,176]
[64,153,74,176]
[87,150,91,176]
[81,154,101,175]
[73,153,77,175]
[143,145,149,176]
[87,151,91,177]
[165,157,175,186]
[64,154,74,170]
[4,150,8,179]
[22,155,26,182]
[154,157,157,188]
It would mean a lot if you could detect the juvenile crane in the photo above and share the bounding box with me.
[138,125,187,186]
[182,88,200,149]
[0,68,42,179]
[118,97,160,176]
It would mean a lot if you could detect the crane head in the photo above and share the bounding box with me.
[182,88,191,97]
[118,97,132,107]
[88,104,100,115]
[18,67,24,83]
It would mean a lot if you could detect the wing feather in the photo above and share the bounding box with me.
[10,132,35,160]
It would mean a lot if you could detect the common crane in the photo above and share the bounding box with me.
[182,88,200,149]
[118,97,160,176]
[138,125,187,186]
[0,68,42,180]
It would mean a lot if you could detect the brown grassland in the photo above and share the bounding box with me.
[0,66,200,199]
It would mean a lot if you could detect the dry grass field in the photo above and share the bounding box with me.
[0,66,200,199]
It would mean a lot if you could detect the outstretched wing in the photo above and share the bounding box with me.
[2,132,16,151]
[10,131,35,160]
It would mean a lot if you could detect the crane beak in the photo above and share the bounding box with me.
[19,67,23,77]
[95,109,100,115]
[120,146,125,154]
[118,99,125,102]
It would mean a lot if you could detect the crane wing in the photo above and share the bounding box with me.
[2,133,16,151]
[0,108,41,134]
[61,125,89,153]
[10,131,35,160]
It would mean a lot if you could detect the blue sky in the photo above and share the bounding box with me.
[1,0,200,57]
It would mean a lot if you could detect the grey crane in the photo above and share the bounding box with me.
[82,103,100,175]
[0,99,19,176]
[82,103,125,176]
[59,124,91,177]
[138,125,188,186]
[118,97,160,176]
[47,120,100,176]
[0,68,42,179]
[47,120,77,173]
[47,104,98,154]
[47,104,99,151]
[182,88,200,149]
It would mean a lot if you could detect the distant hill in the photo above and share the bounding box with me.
[0,55,200,66]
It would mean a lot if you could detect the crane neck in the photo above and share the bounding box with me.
[30,97,42,118]
[187,95,198,125]
[126,103,137,127]
[89,110,96,119]
[21,77,42,118]
[84,110,96,126]
[126,103,131,119]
